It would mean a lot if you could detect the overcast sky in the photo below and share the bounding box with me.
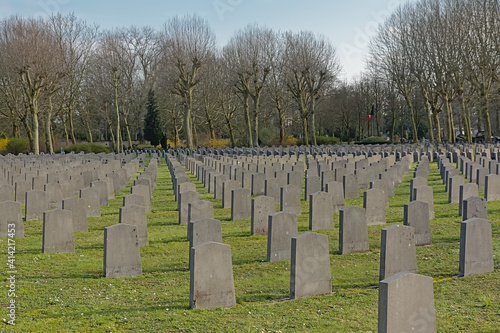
[1,0,409,81]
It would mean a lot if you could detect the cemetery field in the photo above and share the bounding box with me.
[2,159,499,332]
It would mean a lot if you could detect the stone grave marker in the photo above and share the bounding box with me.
[80,187,101,217]
[119,204,148,246]
[0,201,24,238]
[459,218,494,277]
[251,196,275,235]
[267,212,299,262]
[25,190,48,221]
[364,188,386,226]
[62,197,88,233]
[231,188,251,220]
[42,209,74,253]
[463,196,487,220]
[309,191,334,231]
[404,201,431,246]
[103,223,142,278]
[379,224,417,280]
[280,185,301,215]
[339,206,368,254]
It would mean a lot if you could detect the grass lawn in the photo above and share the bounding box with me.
[1,157,499,332]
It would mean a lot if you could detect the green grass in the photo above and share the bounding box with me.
[1,160,499,332]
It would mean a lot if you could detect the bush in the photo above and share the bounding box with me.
[0,137,8,153]
[316,136,341,145]
[62,143,110,154]
[5,137,30,155]
[200,138,231,149]
[359,136,388,145]
[284,135,298,146]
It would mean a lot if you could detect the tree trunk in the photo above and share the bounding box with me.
[302,116,309,146]
[33,110,39,155]
[404,95,419,144]
[225,115,236,147]
[482,90,492,143]
[243,94,252,147]
[432,109,441,143]
[252,94,260,147]
[445,99,455,143]
[68,108,77,144]
[279,111,285,146]
[114,70,121,153]
[309,97,317,145]
[184,90,194,149]
[460,94,472,143]
[45,96,54,153]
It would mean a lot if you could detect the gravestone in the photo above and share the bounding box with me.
[103,223,142,277]
[214,174,228,200]
[290,232,331,299]
[80,187,101,217]
[222,180,240,209]
[339,206,369,254]
[325,181,345,212]
[280,185,301,215]
[251,196,275,235]
[0,184,15,202]
[0,201,24,238]
[178,190,200,225]
[14,180,31,204]
[190,242,236,309]
[123,193,146,208]
[287,170,303,190]
[304,176,321,201]
[448,175,465,203]
[476,167,488,190]
[309,191,334,231]
[189,218,223,271]
[343,174,359,199]
[379,224,417,280]
[463,196,487,220]
[404,201,431,246]
[251,173,266,196]
[42,209,74,253]
[459,218,494,277]
[265,178,281,204]
[187,200,214,241]
[177,181,196,202]
[413,185,435,219]
[459,183,479,217]
[231,188,251,220]
[90,180,108,207]
[364,188,386,226]
[410,177,427,202]
[378,272,436,333]
[131,185,151,213]
[119,204,148,246]
[25,190,48,221]
[62,197,88,233]
[267,212,299,262]
[485,174,500,201]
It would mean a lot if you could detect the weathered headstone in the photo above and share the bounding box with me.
[0,201,24,238]
[0,184,15,203]
[188,200,214,241]
[267,212,299,262]
[62,197,88,233]
[90,180,108,207]
[413,185,435,219]
[339,206,368,254]
[325,181,345,212]
[14,180,31,204]
[280,185,301,215]
[485,174,500,201]
[265,178,281,204]
[290,232,331,299]
[131,184,151,213]
[343,174,359,199]
[364,188,386,226]
[309,191,334,231]
[25,190,48,221]
[410,177,427,202]
[251,173,266,196]
[404,201,431,246]
[80,187,101,217]
[42,209,74,253]
[231,188,251,220]
[379,224,417,280]
[463,196,487,220]
[459,183,479,217]
[459,218,494,277]
[251,196,275,235]
[123,193,146,208]
[190,242,236,309]
[119,204,148,246]
[103,223,142,277]
[178,190,200,225]
[448,175,465,203]
[222,180,240,209]
[378,272,436,333]
[304,176,321,201]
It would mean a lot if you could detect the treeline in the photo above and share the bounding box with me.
[1,0,500,154]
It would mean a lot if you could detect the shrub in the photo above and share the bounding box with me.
[137,144,155,149]
[359,136,388,144]
[0,137,8,153]
[166,138,185,149]
[62,143,110,154]
[316,136,341,145]
[5,137,30,155]
[200,138,231,149]
[284,135,298,146]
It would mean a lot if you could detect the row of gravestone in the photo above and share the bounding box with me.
[167,152,439,332]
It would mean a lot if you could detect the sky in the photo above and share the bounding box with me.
[0,0,408,81]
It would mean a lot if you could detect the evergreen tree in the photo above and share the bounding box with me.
[143,89,163,146]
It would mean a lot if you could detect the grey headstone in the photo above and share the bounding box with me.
[91,180,108,207]
[343,174,359,199]
[364,188,386,226]
[463,196,487,221]
[190,242,236,309]
[280,185,301,215]
[214,174,228,200]
[103,224,142,277]
[231,188,251,221]
[413,185,435,219]
[0,201,24,238]
[62,197,88,233]
[325,181,345,212]
[459,218,494,277]
[187,200,214,241]
[378,272,436,333]
[304,176,321,201]
[485,174,500,201]
[222,180,240,209]
[0,184,15,202]
[267,211,299,262]
[178,190,200,225]
[404,201,431,246]
[80,187,101,217]
[42,209,74,253]
[15,180,31,204]
[448,175,465,203]
[379,224,417,280]
[339,206,368,254]
[309,191,334,231]
[265,178,281,204]
[251,173,266,196]
[119,204,148,246]
[410,177,427,202]
[251,196,275,236]
[458,183,478,217]
[188,218,223,271]
[131,184,151,213]
[290,232,331,299]
[25,190,48,221]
